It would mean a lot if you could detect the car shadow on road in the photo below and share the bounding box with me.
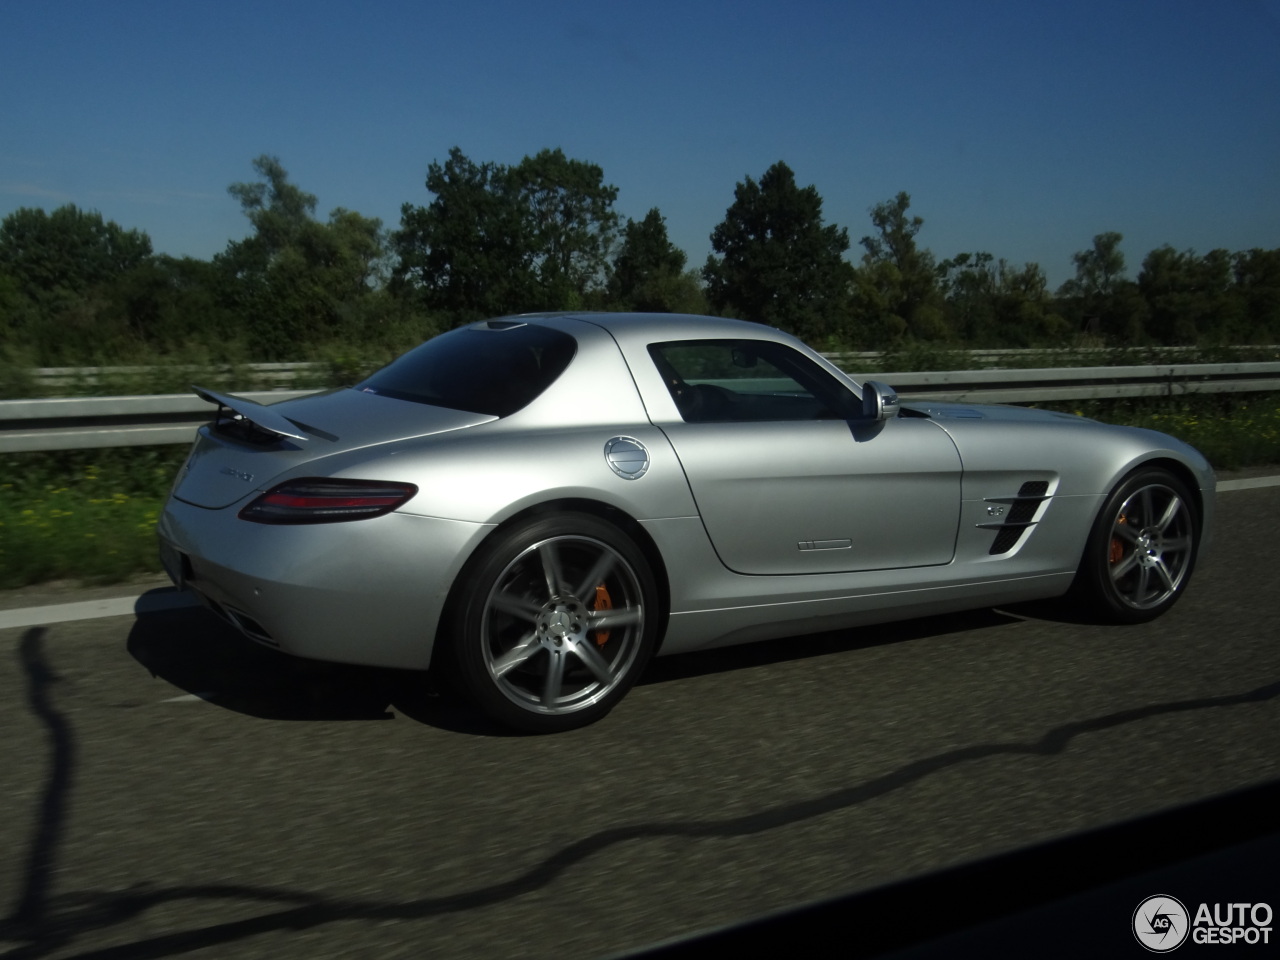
[124,599,518,735]
[127,605,402,721]
[126,594,1032,735]
[638,607,1022,686]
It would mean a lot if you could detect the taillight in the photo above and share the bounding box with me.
[239,478,418,524]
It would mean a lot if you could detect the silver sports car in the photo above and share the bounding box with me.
[158,313,1214,731]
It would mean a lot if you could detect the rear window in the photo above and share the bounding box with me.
[355,322,577,417]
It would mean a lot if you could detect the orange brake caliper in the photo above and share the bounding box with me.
[1109,514,1127,564]
[591,584,612,646]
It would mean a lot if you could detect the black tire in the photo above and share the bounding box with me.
[1072,467,1200,624]
[449,512,658,733]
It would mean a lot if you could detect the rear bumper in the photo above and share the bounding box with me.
[158,496,491,670]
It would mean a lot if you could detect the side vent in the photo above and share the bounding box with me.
[981,480,1051,555]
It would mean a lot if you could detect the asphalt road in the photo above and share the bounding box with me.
[2,484,1278,960]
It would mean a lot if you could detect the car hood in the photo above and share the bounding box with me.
[172,387,497,509]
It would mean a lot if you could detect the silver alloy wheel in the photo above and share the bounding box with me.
[479,534,646,716]
[1106,481,1195,611]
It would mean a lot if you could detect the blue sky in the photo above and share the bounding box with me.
[3,0,1278,288]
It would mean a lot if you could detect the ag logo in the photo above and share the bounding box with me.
[1134,895,1190,952]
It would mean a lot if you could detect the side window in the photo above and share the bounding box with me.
[648,340,856,423]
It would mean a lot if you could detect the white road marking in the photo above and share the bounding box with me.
[160,692,219,703]
[0,589,199,630]
[1217,476,1280,492]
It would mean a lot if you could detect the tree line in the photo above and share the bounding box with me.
[2,149,1278,369]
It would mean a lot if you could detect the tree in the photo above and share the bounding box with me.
[512,148,619,308]
[702,161,852,340]
[218,156,391,357]
[1138,246,1238,345]
[939,253,1066,346]
[393,147,533,322]
[0,205,156,361]
[852,192,948,343]
[327,208,389,288]
[937,251,996,342]
[98,254,241,355]
[394,146,621,323]
[1232,248,1280,342]
[1067,231,1126,300]
[994,260,1069,345]
[1057,233,1146,342]
[608,208,702,312]
[1059,230,1127,333]
[226,155,318,259]
[0,205,151,296]
[223,156,386,289]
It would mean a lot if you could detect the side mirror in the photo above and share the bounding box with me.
[861,380,900,421]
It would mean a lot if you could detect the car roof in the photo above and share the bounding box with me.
[492,311,801,350]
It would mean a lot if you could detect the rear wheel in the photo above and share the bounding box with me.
[450,513,658,732]
[1073,467,1199,623]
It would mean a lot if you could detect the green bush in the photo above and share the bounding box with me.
[0,449,187,587]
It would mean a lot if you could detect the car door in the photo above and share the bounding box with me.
[647,339,962,576]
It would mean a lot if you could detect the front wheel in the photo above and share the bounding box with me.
[1072,467,1200,623]
[449,513,658,733]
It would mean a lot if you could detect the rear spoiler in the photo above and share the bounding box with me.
[192,385,311,443]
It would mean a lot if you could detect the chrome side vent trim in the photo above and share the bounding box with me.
[980,480,1051,555]
[797,539,853,552]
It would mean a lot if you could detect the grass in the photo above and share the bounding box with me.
[0,394,1277,591]
[0,448,186,589]
[1039,394,1280,471]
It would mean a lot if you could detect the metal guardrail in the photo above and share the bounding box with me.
[3,362,1280,453]
[825,345,1280,366]
[875,362,1280,403]
[27,361,319,390]
[0,390,321,453]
